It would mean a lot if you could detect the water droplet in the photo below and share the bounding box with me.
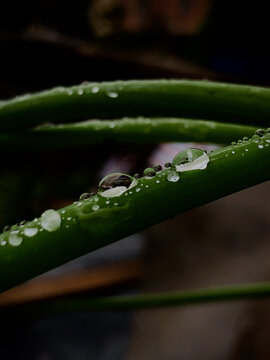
[245,148,249,152]
[238,140,242,144]
[77,89,83,95]
[136,187,141,192]
[67,90,73,95]
[252,134,260,143]
[143,168,156,177]
[156,180,160,183]
[231,142,237,145]
[255,129,266,137]
[153,165,162,172]
[243,137,249,142]
[79,193,93,201]
[8,231,23,246]
[99,173,137,198]
[1,239,7,246]
[92,86,99,93]
[258,144,264,149]
[40,209,61,232]
[167,171,180,182]
[114,202,118,206]
[61,210,66,214]
[77,202,83,207]
[107,91,118,98]
[67,217,72,221]
[232,151,235,154]
[165,162,171,168]
[172,148,209,172]
[23,227,38,237]
[105,200,110,204]
[92,205,100,211]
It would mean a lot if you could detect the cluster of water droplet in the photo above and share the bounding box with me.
[0,209,62,248]
[228,128,270,157]
[0,146,212,246]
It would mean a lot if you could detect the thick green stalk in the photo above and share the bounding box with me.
[0,118,257,149]
[0,80,270,131]
[0,131,270,292]
[2,282,270,317]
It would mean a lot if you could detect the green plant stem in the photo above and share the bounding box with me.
[0,118,258,149]
[2,282,270,317]
[0,80,270,131]
[0,133,270,292]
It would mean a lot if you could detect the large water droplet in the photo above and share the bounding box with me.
[23,227,38,237]
[167,170,180,182]
[172,148,209,172]
[8,231,23,246]
[40,209,61,232]
[99,173,137,198]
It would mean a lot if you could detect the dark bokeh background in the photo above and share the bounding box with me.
[0,1,270,359]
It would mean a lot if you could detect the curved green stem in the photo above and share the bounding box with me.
[0,80,270,131]
[2,282,270,317]
[0,118,258,149]
[0,131,270,292]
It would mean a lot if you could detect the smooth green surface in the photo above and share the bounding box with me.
[0,132,270,292]
[0,117,258,149]
[3,282,270,317]
[0,80,270,131]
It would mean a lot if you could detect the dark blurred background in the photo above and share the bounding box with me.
[0,1,270,359]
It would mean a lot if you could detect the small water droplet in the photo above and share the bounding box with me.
[77,89,83,95]
[23,227,38,237]
[243,137,249,142]
[107,91,118,98]
[114,202,118,206]
[67,90,73,95]
[105,200,110,204]
[77,202,83,207]
[143,168,156,177]
[61,210,66,214]
[92,205,100,211]
[245,148,249,152]
[252,134,260,143]
[156,180,160,183]
[255,129,266,137]
[167,171,180,182]
[232,151,235,154]
[9,231,23,246]
[231,142,236,145]
[136,187,141,192]
[258,144,264,149]
[67,217,72,221]
[40,210,61,232]
[79,193,93,201]
[0,239,7,246]
[92,86,99,93]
